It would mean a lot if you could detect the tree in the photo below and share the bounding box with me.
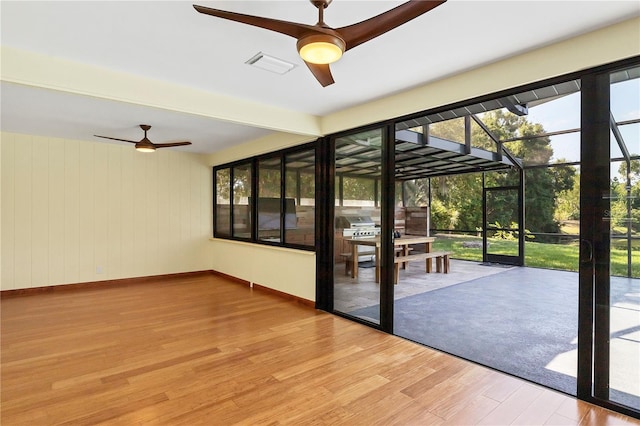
[555,172,580,221]
[427,110,575,237]
[612,159,640,233]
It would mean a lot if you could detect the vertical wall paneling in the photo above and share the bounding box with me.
[63,139,80,283]
[146,152,160,275]
[31,136,49,287]
[14,136,33,288]
[190,156,202,270]
[120,147,135,278]
[200,161,212,267]
[1,134,16,288]
[156,151,170,275]
[93,143,109,279]
[48,138,66,284]
[132,149,146,278]
[106,144,123,280]
[167,151,181,273]
[78,141,95,282]
[179,155,190,269]
[1,133,212,290]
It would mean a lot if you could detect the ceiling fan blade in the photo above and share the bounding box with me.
[154,142,192,148]
[304,61,335,87]
[337,0,447,52]
[94,135,138,144]
[193,4,319,39]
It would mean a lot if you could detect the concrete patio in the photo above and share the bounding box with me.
[334,259,640,410]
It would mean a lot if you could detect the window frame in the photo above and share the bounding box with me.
[212,141,317,252]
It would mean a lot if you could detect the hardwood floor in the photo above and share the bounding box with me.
[1,274,638,425]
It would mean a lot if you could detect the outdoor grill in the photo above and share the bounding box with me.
[337,215,380,262]
[337,215,380,238]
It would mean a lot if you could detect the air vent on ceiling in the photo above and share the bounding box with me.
[246,52,296,75]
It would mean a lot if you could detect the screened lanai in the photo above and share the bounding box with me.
[332,66,640,412]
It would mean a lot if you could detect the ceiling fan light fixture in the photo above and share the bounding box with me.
[135,143,156,153]
[297,34,345,65]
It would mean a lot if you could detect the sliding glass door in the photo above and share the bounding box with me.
[607,65,639,411]
[316,57,639,419]
[332,127,393,328]
[579,64,640,414]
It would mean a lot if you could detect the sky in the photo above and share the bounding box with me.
[525,75,639,179]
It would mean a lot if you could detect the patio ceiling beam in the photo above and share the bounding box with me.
[501,127,580,142]
[471,115,522,169]
[610,112,631,163]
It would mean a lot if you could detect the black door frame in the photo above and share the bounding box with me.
[577,66,639,418]
[319,122,396,333]
[316,56,640,419]
[482,169,525,266]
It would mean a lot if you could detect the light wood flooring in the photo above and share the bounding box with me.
[2,273,638,425]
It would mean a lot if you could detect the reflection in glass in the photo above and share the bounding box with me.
[215,168,231,236]
[257,157,281,241]
[285,149,316,247]
[334,129,383,325]
[609,66,640,410]
[232,163,252,239]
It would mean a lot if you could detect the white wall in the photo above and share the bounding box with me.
[1,132,212,290]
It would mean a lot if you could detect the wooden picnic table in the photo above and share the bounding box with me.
[344,235,436,283]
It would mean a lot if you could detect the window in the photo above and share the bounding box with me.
[215,168,231,236]
[257,157,281,241]
[285,148,315,247]
[232,162,252,239]
[213,142,316,250]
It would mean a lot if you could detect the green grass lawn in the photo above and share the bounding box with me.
[431,234,639,278]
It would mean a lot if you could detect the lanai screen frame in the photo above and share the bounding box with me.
[317,56,640,420]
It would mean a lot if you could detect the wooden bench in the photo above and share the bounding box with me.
[395,246,413,269]
[393,251,451,283]
[340,250,376,275]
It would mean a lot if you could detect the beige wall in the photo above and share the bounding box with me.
[1,132,212,290]
[209,239,316,302]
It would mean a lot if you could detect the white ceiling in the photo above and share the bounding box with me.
[1,1,639,154]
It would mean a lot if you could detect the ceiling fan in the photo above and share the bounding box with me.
[193,0,447,87]
[94,125,192,153]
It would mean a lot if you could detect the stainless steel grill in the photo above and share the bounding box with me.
[338,216,380,262]
[337,215,380,238]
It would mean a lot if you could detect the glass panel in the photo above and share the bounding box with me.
[285,149,315,247]
[257,157,281,242]
[392,78,583,401]
[429,117,465,145]
[334,129,383,325]
[429,173,483,236]
[609,66,640,410]
[343,177,375,206]
[232,163,252,239]
[215,168,231,237]
[526,164,580,271]
[486,188,519,257]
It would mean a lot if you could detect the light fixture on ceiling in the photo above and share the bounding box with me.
[135,142,156,153]
[296,34,345,65]
[246,52,296,74]
[194,0,447,86]
[94,125,191,152]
